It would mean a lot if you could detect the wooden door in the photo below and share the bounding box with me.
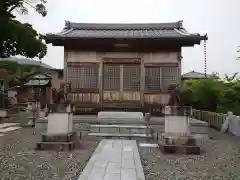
[121,64,141,104]
[102,63,141,108]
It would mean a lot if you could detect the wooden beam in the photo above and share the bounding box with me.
[103,58,141,64]
[70,88,99,93]
[67,62,99,67]
[144,63,179,67]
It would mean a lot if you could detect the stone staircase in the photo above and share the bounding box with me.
[88,124,152,140]
[87,111,153,140]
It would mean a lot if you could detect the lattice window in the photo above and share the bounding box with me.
[68,64,98,89]
[123,65,140,90]
[103,64,120,90]
[68,67,79,89]
[145,67,161,91]
[162,67,179,90]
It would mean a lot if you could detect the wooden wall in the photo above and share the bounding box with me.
[65,50,181,115]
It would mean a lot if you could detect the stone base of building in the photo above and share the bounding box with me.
[158,133,201,155]
[36,141,75,151]
[36,132,76,151]
[41,132,75,142]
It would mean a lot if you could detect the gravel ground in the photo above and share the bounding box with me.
[0,128,98,180]
[139,129,240,180]
[0,127,239,180]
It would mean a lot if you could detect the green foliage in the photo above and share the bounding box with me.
[0,60,46,87]
[0,0,47,59]
[183,73,240,115]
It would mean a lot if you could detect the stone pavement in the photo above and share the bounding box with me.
[78,139,145,180]
[0,123,21,137]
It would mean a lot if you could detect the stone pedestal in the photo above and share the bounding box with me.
[36,103,76,151]
[0,109,7,118]
[159,114,200,155]
[0,109,7,122]
[159,132,200,154]
[36,132,75,151]
[47,112,73,134]
[165,115,190,135]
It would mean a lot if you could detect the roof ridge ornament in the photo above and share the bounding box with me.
[64,20,71,29]
[178,20,183,28]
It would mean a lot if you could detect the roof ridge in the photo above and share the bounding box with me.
[64,20,184,30]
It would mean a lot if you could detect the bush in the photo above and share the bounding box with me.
[182,73,240,115]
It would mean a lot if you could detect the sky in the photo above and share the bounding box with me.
[16,0,240,76]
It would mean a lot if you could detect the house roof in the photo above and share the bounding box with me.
[0,57,53,69]
[24,74,51,86]
[182,71,210,79]
[45,20,207,44]
[47,69,63,78]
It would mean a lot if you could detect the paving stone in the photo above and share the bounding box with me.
[0,126,21,133]
[121,168,137,180]
[0,123,18,129]
[122,158,135,169]
[80,161,94,179]
[139,143,158,148]
[87,166,106,180]
[94,160,108,168]
[106,162,121,174]
[103,173,120,180]
[78,139,145,180]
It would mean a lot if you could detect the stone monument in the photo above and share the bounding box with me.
[36,83,76,151]
[158,106,201,155]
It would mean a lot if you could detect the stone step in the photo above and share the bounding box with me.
[41,133,75,142]
[90,124,148,129]
[97,111,144,120]
[36,141,75,151]
[0,126,21,133]
[90,124,151,134]
[0,123,20,129]
[88,132,152,139]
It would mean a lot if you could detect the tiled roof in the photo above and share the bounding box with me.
[24,74,51,86]
[182,71,210,79]
[45,20,207,41]
[0,57,53,69]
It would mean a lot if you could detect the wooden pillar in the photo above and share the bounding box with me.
[64,49,68,94]
[120,64,124,101]
[99,58,103,110]
[140,54,145,108]
[177,49,182,87]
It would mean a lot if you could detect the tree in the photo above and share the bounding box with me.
[0,0,47,59]
[0,60,45,87]
[182,75,224,111]
[182,73,240,116]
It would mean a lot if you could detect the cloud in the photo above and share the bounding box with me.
[14,0,240,75]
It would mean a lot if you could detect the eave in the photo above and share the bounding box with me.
[44,35,208,48]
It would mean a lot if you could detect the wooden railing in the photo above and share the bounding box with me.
[190,109,227,130]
